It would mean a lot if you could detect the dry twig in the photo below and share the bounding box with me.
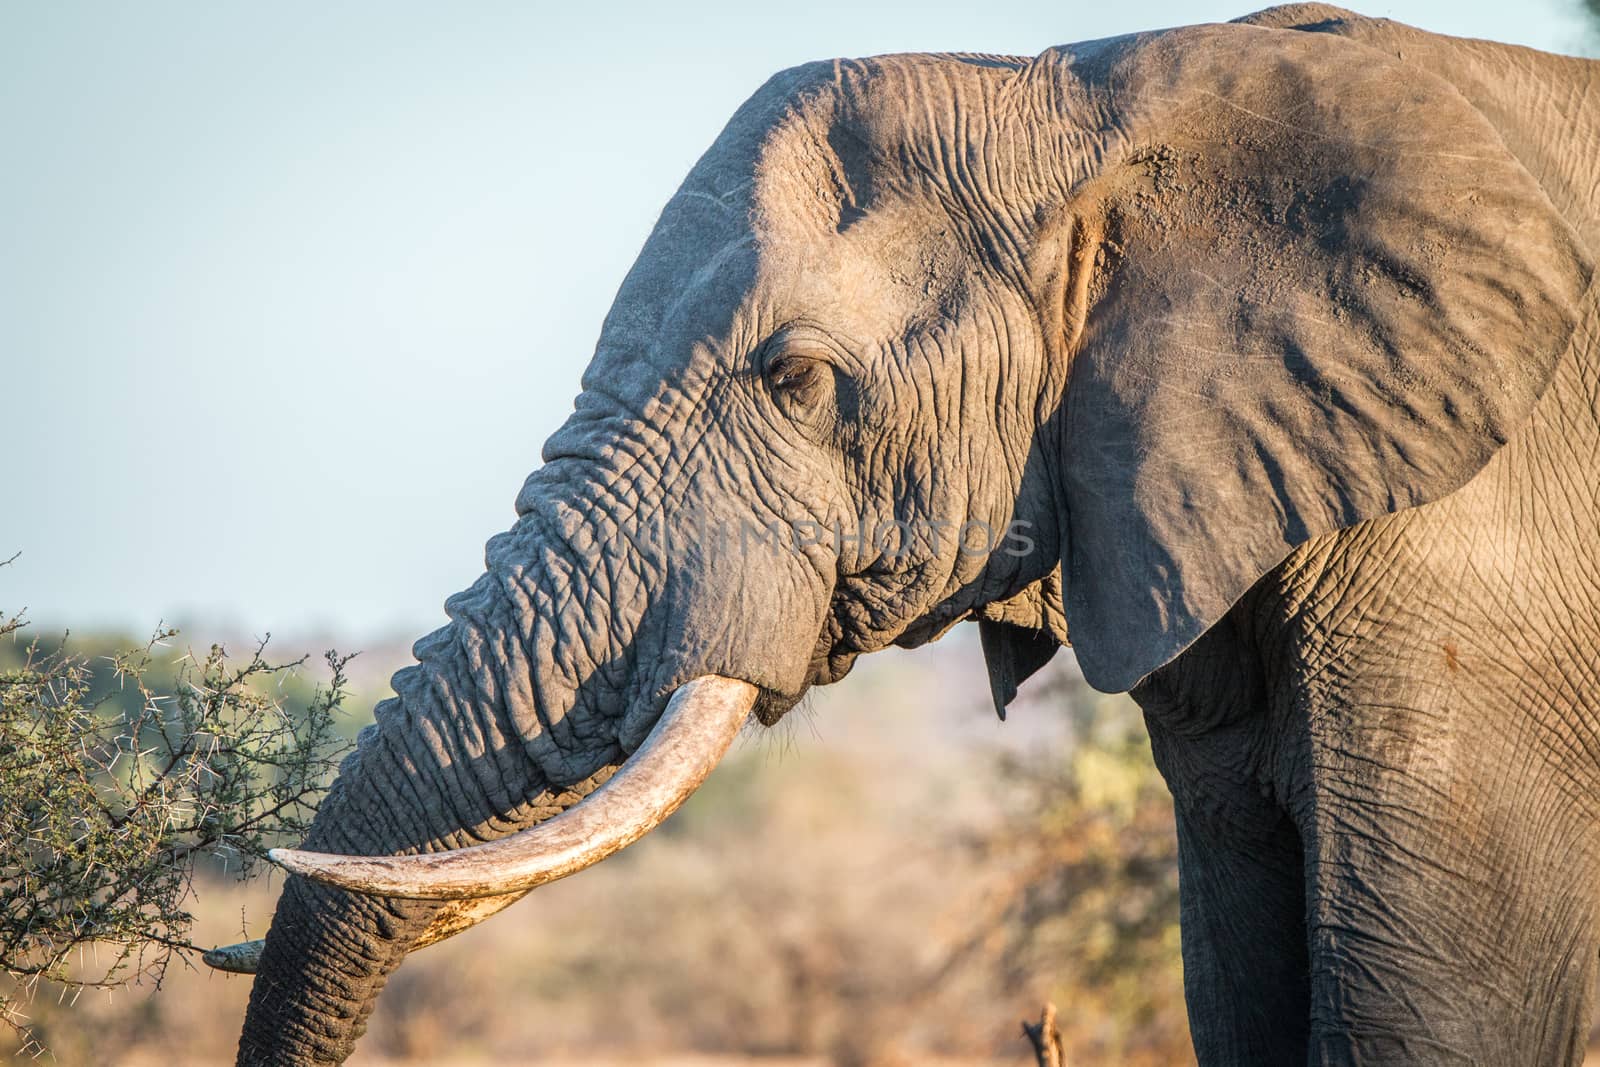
[1022,1001,1066,1067]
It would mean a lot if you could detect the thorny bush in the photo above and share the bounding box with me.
[0,567,353,1053]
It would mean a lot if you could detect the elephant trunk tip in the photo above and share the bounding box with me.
[203,939,263,974]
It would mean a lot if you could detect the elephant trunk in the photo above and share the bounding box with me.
[232,476,753,1065]
[234,769,449,1065]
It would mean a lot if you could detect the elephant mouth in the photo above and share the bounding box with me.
[266,675,759,900]
[752,684,807,726]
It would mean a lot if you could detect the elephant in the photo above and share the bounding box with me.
[209,4,1600,1064]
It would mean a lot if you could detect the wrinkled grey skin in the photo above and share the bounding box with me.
[236,5,1600,1064]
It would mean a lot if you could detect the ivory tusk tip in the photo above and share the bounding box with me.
[272,846,367,890]
[268,847,323,882]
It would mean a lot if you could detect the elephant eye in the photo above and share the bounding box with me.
[764,351,835,417]
[758,327,856,436]
[768,353,825,392]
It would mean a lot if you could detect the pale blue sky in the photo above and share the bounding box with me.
[3,1,1593,637]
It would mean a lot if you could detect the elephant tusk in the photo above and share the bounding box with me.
[203,891,531,973]
[267,675,758,900]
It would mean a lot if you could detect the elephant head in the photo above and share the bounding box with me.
[221,8,1591,1064]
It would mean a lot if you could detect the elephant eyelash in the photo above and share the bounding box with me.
[757,321,850,374]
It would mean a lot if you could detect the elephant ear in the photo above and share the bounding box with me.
[1052,24,1593,692]
[972,569,1069,719]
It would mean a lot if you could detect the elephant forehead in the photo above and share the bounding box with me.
[745,69,998,224]
[593,53,1042,392]
[595,196,755,344]
[745,127,978,324]
[750,208,972,328]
